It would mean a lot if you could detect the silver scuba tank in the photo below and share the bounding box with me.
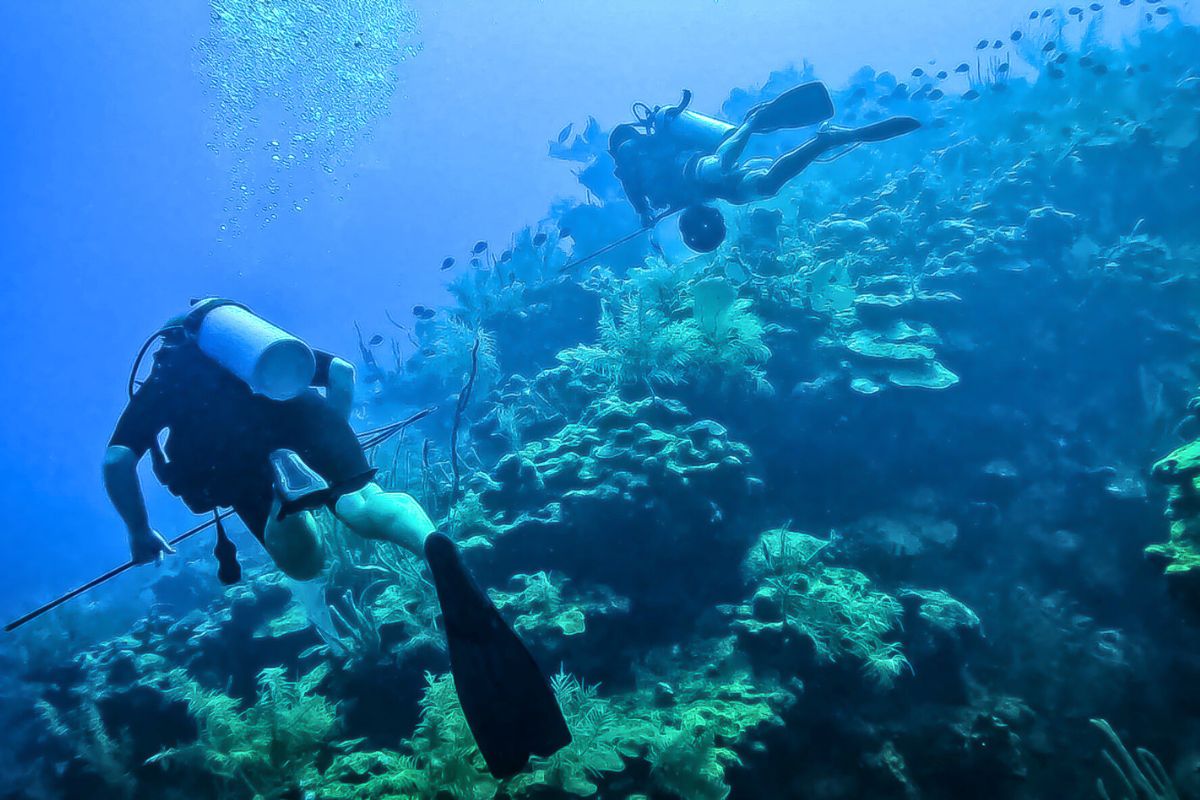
[193,301,316,401]
[656,109,736,152]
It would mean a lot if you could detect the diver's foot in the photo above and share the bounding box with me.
[849,116,922,143]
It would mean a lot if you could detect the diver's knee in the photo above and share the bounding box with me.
[277,553,324,582]
[264,513,325,581]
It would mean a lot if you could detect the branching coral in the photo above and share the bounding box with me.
[558,273,773,395]
[736,526,911,688]
[1090,718,1179,800]
[149,664,339,799]
[36,695,137,799]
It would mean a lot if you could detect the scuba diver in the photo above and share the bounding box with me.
[609,82,921,252]
[103,298,570,778]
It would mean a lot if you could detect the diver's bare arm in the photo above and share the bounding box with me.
[103,445,175,563]
[326,357,356,420]
[104,446,149,533]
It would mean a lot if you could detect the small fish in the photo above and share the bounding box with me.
[1011,30,1023,41]
[1145,11,1152,20]
[892,83,909,98]
[928,88,945,100]
[1042,41,1056,52]
[1029,10,1039,18]
[472,240,488,254]
[420,347,436,358]
[440,257,455,270]
[963,89,980,100]
[1089,2,1102,9]
[1126,65,1136,76]
[532,232,548,246]
[997,62,1011,73]
[1069,5,1082,13]
[1049,67,1066,79]
[1042,7,1054,16]
[469,257,481,268]
[936,70,949,79]
[1055,52,1068,64]
[556,123,573,144]
[1154,6,1168,14]
[976,39,989,49]
[412,305,436,320]
[1093,63,1108,75]
[559,228,572,239]
[499,249,512,263]
[1118,0,1132,5]
[955,63,971,73]
[992,40,1003,49]
[912,67,925,77]
[367,334,383,346]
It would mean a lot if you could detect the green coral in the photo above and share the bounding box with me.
[1147,438,1200,575]
[512,672,649,796]
[488,571,627,638]
[900,588,982,634]
[559,271,772,394]
[148,664,339,799]
[36,694,137,799]
[736,527,911,688]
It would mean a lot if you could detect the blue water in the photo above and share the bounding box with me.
[2,1,1199,798]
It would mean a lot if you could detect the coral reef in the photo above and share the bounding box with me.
[7,9,1200,800]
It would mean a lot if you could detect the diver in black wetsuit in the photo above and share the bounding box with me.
[103,298,569,778]
[610,83,921,251]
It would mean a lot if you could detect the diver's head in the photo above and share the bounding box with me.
[679,205,726,253]
[608,123,643,156]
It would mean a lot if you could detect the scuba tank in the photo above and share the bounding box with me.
[191,299,317,401]
[638,91,736,153]
[658,110,735,152]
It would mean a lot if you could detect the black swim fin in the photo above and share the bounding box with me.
[424,532,571,778]
[743,82,836,134]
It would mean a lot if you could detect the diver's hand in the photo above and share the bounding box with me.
[129,527,175,566]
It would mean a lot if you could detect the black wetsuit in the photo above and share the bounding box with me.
[110,336,373,539]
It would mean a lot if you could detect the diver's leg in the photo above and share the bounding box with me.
[331,482,434,556]
[756,132,852,198]
[756,116,921,198]
[332,482,570,777]
[713,122,756,171]
[262,499,325,581]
